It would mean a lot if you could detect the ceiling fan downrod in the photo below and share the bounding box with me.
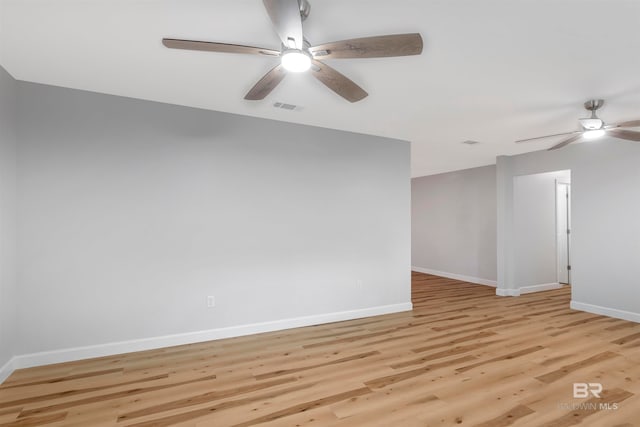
[299,0,311,21]
[584,99,604,114]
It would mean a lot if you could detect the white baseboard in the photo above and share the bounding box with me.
[0,302,412,382]
[496,282,562,297]
[496,288,520,297]
[0,357,17,384]
[571,301,640,324]
[520,282,562,294]
[411,266,497,287]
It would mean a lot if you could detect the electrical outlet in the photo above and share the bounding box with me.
[207,296,215,308]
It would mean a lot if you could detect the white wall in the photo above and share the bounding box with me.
[0,65,18,372]
[513,170,569,289]
[412,165,496,284]
[497,139,640,321]
[15,82,411,357]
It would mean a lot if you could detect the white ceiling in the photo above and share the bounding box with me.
[1,0,639,177]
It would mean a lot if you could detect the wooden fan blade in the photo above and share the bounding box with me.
[244,65,287,100]
[162,39,279,56]
[610,119,640,129]
[548,134,582,151]
[262,0,303,49]
[515,131,581,144]
[310,60,368,103]
[608,128,640,142]
[310,33,423,59]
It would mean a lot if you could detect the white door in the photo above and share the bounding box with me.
[556,183,571,284]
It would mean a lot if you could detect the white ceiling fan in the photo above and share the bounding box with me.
[162,0,423,103]
[515,100,640,150]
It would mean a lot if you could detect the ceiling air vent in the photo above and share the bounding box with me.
[461,140,480,145]
[273,102,303,112]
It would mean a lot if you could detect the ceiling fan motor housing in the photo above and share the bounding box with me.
[580,99,605,129]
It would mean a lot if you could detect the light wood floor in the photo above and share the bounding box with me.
[2,272,640,426]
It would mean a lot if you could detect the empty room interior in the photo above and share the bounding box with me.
[1,1,640,426]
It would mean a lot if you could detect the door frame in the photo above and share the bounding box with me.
[556,181,571,285]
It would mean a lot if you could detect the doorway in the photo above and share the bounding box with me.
[556,182,571,285]
[512,169,571,293]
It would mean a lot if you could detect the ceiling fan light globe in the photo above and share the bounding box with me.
[281,50,311,72]
[583,129,606,139]
[579,118,604,130]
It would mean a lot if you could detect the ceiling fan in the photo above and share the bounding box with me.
[162,0,423,103]
[515,100,640,150]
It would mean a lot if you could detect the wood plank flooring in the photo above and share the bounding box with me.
[2,272,640,426]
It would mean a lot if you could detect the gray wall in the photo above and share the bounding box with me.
[412,165,497,282]
[0,65,18,369]
[16,82,411,354]
[497,140,640,317]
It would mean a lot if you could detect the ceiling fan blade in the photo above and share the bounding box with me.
[310,33,423,59]
[262,0,303,49]
[515,130,582,144]
[609,119,640,129]
[548,134,582,151]
[310,60,368,103]
[162,39,279,56]
[608,128,640,142]
[244,65,287,101]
